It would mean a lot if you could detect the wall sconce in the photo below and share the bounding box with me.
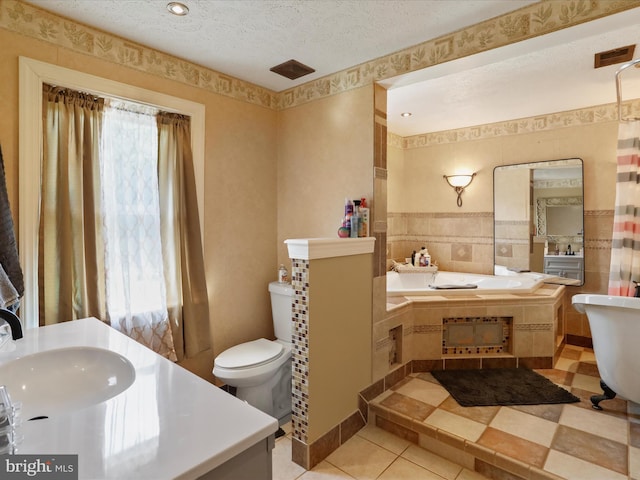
[443,173,476,207]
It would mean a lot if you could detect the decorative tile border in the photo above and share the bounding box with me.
[291,258,310,444]
[513,323,553,331]
[2,0,638,111]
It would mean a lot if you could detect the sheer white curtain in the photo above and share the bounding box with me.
[101,103,177,360]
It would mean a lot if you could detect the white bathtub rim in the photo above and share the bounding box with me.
[386,270,544,296]
[572,293,640,313]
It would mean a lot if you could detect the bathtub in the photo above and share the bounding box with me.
[572,294,640,409]
[386,270,544,296]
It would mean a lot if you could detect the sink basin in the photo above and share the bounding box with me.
[0,346,135,419]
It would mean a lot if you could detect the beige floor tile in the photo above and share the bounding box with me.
[570,372,601,393]
[356,424,411,455]
[377,457,444,480]
[400,444,463,480]
[629,401,640,422]
[301,460,356,479]
[438,396,499,425]
[455,469,492,480]
[478,426,548,469]
[325,434,398,480]
[552,424,627,475]
[544,449,628,480]
[579,350,596,363]
[554,356,579,372]
[424,409,486,442]
[394,377,450,407]
[272,436,307,480]
[559,403,628,444]
[489,407,557,447]
[630,445,640,480]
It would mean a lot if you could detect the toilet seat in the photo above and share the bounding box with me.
[215,338,284,370]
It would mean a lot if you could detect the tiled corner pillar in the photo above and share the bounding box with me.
[285,237,375,470]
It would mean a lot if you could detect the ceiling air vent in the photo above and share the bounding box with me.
[594,45,636,68]
[270,59,315,80]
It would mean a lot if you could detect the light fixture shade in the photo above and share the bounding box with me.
[443,173,476,207]
[444,174,475,188]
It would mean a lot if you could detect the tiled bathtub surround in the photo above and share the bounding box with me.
[374,284,564,382]
[387,210,614,343]
[364,345,639,480]
[387,212,494,274]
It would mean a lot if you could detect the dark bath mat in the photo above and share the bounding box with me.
[431,367,580,407]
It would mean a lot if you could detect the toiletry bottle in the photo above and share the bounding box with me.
[350,200,361,238]
[344,198,354,231]
[278,264,288,283]
[359,197,369,237]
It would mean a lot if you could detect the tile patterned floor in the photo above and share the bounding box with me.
[273,345,640,480]
[273,420,492,480]
[368,345,640,480]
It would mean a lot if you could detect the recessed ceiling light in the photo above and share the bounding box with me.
[401,112,412,117]
[167,2,189,16]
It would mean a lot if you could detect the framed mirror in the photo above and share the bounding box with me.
[494,158,584,285]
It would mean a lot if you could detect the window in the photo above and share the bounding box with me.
[101,103,167,319]
[19,57,205,334]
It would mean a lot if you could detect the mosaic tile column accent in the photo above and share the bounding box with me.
[290,258,310,446]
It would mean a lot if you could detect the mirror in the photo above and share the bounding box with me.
[494,158,584,285]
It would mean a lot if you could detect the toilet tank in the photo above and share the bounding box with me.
[268,281,293,343]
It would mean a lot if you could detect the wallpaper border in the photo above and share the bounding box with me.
[2,0,639,111]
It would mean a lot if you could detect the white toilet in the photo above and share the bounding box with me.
[213,281,293,423]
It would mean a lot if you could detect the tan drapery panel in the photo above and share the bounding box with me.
[40,85,106,325]
[157,112,211,360]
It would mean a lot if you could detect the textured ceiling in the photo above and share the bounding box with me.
[23,1,640,136]
[24,0,535,92]
[384,8,640,136]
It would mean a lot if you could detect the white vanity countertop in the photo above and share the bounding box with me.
[0,318,278,480]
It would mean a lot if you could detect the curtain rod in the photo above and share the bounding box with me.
[616,58,640,122]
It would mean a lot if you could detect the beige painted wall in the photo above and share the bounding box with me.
[391,123,618,215]
[277,86,374,265]
[0,28,279,380]
[307,254,372,443]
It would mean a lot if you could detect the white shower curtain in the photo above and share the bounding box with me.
[608,120,640,296]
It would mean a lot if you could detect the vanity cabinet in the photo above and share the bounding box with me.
[544,255,583,282]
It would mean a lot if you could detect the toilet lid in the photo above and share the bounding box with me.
[215,338,284,369]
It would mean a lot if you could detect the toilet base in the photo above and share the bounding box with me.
[235,358,292,421]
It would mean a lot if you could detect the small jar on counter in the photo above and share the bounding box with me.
[278,264,289,283]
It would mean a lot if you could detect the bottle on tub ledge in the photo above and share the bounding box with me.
[338,196,370,238]
[338,198,354,238]
[350,200,361,238]
[359,198,369,237]
[414,246,431,267]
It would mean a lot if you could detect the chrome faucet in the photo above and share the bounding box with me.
[0,309,22,340]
